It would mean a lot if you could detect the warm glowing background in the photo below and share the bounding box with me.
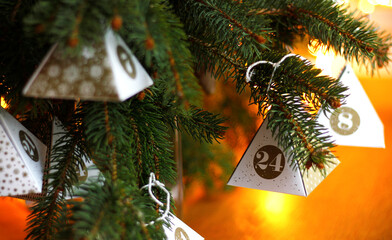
[182,2,392,239]
[1,1,392,239]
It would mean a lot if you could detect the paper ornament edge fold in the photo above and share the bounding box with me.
[22,44,58,97]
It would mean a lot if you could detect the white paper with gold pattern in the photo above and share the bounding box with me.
[23,29,153,102]
[0,108,47,196]
[318,65,385,148]
[227,118,339,196]
[50,118,100,198]
[163,213,204,240]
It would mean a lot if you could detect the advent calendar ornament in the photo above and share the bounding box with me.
[227,118,339,196]
[51,118,101,198]
[163,213,204,240]
[142,173,204,240]
[318,65,385,148]
[23,29,153,101]
[0,108,47,196]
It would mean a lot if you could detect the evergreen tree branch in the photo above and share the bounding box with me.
[289,5,373,51]
[285,0,391,70]
[172,0,272,80]
[130,119,143,185]
[246,51,347,113]
[26,104,87,240]
[188,35,246,71]
[243,52,345,169]
[104,102,117,182]
[84,101,169,238]
[194,0,267,44]
[176,106,227,144]
[268,92,334,170]
[121,0,201,105]
[167,49,187,103]
[71,182,122,239]
[127,98,176,185]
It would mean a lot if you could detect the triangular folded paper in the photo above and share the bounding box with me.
[227,118,339,196]
[163,213,204,240]
[23,29,153,102]
[318,65,385,148]
[50,118,101,198]
[0,108,47,196]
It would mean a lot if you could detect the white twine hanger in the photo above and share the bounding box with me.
[246,53,311,97]
[141,172,171,226]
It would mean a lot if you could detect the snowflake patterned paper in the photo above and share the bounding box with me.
[23,29,153,101]
[227,118,340,196]
[0,108,47,197]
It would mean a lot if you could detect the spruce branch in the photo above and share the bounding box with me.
[130,119,143,185]
[269,93,332,169]
[172,0,272,80]
[285,0,392,70]
[120,0,201,105]
[244,52,344,169]
[194,0,267,44]
[26,104,88,240]
[125,98,176,185]
[71,181,166,240]
[83,100,170,238]
[188,35,246,71]
[149,87,227,145]
[167,50,187,102]
[70,182,122,239]
[104,102,118,182]
[246,51,347,113]
[290,5,373,50]
[176,106,227,144]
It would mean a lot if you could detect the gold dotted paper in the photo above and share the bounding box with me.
[302,156,340,195]
[0,125,38,196]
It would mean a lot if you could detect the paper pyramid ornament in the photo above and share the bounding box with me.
[50,118,101,198]
[163,213,204,240]
[227,118,340,196]
[23,29,153,101]
[142,172,204,239]
[0,108,47,196]
[318,65,385,148]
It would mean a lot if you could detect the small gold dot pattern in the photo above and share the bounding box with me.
[302,156,340,195]
[0,125,38,196]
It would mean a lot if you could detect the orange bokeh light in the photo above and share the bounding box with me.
[1,97,8,109]
[0,197,30,240]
